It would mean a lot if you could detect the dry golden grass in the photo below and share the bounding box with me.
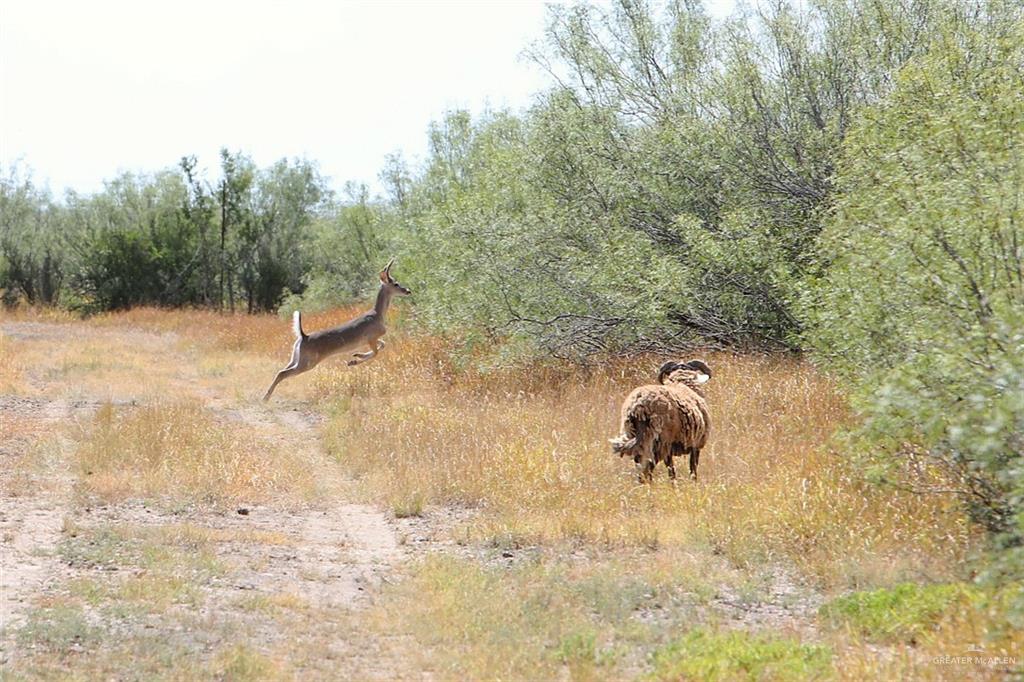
[1,307,348,505]
[75,401,324,506]
[4,306,1006,681]
[0,330,25,393]
[86,305,368,358]
[318,344,974,588]
[6,304,418,403]
[0,403,49,449]
[0,325,187,402]
[68,573,200,611]
[0,305,76,324]
[74,307,975,587]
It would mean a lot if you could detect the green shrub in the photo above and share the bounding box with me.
[648,628,833,681]
[804,15,1024,550]
[819,583,977,643]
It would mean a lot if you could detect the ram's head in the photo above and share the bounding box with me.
[657,359,712,386]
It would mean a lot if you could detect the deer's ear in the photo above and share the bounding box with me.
[379,269,389,283]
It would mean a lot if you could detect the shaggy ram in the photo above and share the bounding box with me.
[610,359,712,482]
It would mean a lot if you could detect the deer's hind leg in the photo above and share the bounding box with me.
[263,365,310,401]
[263,338,312,401]
[347,338,385,367]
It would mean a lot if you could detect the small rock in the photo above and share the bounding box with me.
[237,508,250,516]
[501,551,514,558]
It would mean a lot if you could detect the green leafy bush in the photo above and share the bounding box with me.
[819,583,978,643]
[804,16,1024,549]
[648,628,833,681]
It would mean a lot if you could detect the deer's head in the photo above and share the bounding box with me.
[380,258,411,296]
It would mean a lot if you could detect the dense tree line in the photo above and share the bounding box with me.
[2,0,1022,572]
[1,151,327,313]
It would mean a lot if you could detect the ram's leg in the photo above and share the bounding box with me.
[667,444,684,482]
[633,426,656,483]
[636,457,655,484]
[689,448,701,480]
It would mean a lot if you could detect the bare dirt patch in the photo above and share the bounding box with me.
[711,565,826,635]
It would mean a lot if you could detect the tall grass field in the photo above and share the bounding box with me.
[2,307,1018,680]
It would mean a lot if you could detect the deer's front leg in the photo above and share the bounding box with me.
[347,339,385,366]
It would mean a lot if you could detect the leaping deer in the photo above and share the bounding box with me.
[262,258,411,402]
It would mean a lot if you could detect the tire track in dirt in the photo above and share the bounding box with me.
[194,503,401,609]
[0,396,87,639]
[1,500,66,630]
[204,399,404,608]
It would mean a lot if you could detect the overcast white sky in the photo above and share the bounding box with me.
[1,0,733,198]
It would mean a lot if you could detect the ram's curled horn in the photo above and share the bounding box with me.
[684,359,712,378]
[657,360,683,384]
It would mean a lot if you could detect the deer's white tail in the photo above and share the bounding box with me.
[292,311,306,339]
